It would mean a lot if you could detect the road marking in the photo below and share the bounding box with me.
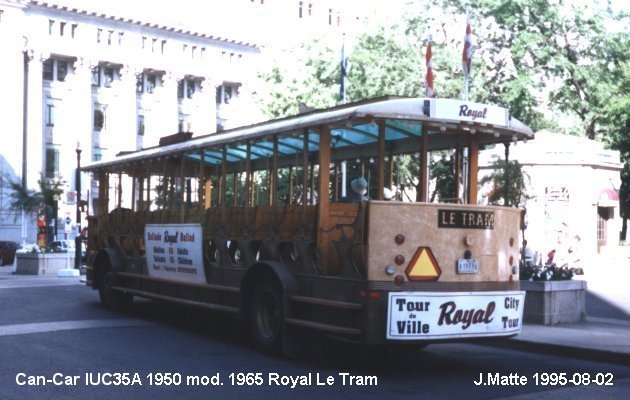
[0,319,154,337]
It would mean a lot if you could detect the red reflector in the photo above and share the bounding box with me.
[394,275,405,285]
[359,291,382,299]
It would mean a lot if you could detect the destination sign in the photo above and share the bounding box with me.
[437,209,494,229]
[387,291,524,340]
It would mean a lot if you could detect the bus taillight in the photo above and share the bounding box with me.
[359,290,382,299]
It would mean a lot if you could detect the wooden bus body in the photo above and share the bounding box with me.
[82,97,533,354]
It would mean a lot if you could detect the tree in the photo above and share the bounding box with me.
[479,159,531,207]
[258,0,628,212]
[3,174,65,244]
[602,59,630,241]
[430,152,457,203]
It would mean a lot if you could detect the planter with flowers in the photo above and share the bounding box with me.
[15,246,76,276]
[520,263,586,325]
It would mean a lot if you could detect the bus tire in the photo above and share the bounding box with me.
[98,261,132,311]
[250,276,283,354]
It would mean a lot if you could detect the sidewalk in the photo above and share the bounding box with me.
[503,245,630,365]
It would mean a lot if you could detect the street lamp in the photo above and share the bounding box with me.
[75,142,82,269]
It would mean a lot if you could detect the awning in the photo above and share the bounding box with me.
[597,188,619,207]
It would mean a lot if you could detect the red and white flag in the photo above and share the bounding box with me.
[462,10,473,80]
[425,36,434,98]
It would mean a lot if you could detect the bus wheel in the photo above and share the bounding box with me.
[99,268,132,311]
[250,277,283,354]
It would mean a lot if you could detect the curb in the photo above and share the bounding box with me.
[483,336,630,367]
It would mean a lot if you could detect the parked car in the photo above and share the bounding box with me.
[50,240,74,252]
[50,239,86,261]
[0,241,22,266]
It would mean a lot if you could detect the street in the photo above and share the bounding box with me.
[1,269,629,400]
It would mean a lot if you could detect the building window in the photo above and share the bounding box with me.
[71,24,78,38]
[597,214,606,241]
[186,80,196,98]
[137,115,145,136]
[43,59,54,80]
[91,66,100,86]
[94,109,104,131]
[161,40,166,54]
[43,59,69,81]
[107,30,113,45]
[97,28,102,43]
[136,73,158,94]
[147,74,156,93]
[179,79,196,99]
[93,147,103,162]
[177,80,184,99]
[216,84,239,105]
[298,1,303,18]
[328,8,333,25]
[136,73,144,93]
[226,85,237,104]
[142,36,147,49]
[103,67,114,87]
[57,60,67,81]
[45,147,60,178]
[59,22,66,36]
[48,19,55,35]
[46,98,56,126]
[118,32,124,46]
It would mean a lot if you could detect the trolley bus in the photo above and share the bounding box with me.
[82,96,533,355]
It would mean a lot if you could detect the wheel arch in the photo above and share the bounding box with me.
[92,247,125,289]
[240,261,297,320]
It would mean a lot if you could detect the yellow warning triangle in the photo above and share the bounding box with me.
[406,247,441,281]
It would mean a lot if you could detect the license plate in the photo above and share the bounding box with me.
[457,258,479,274]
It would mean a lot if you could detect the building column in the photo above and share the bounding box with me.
[24,49,46,190]
[156,71,179,138]
[114,64,140,152]
[67,57,93,195]
[196,76,218,133]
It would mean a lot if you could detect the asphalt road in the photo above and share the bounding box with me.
[1,270,629,400]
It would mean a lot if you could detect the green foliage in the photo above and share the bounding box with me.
[430,153,457,202]
[258,0,628,216]
[2,174,64,220]
[479,159,531,207]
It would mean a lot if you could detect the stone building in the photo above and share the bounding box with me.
[480,130,623,264]
[0,0,363,243]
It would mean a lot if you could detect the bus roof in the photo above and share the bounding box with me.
[82,96,534,173]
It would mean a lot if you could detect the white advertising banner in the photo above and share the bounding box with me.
[387,291,525,340]
[432,99,509,127]
[144,224,206,284]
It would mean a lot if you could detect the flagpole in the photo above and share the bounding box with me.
[425,34,434,98]
[340,33,347,104]
[340,33,348,196]
[462,2,472,101]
